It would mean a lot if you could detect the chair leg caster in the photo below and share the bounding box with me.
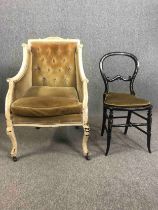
[84,153,90,160]
[12,156,17,162]
[35,127,40,129]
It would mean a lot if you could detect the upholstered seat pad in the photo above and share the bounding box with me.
[105,92,150,107]
[11,86,82,117]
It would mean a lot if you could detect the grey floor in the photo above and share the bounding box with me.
[0,111,158,210]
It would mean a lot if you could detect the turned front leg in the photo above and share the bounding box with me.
[82,125,90,160]
[105,109,113,156]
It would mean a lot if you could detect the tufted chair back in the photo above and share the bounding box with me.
[30,42,77,87]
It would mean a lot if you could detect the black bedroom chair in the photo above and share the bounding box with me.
[99,52,152,156]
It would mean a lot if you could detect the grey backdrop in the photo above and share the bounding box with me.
[0,0,158,115]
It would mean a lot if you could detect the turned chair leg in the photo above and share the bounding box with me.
[147,107,152,153]
[6,126,17,161]
[105,109,113,156]
[82,125,90,160]
[124,111,132,135]
[101,107,107,136]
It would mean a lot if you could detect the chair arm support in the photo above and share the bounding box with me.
[82,80,88,108]
[76,44,89,83]
[5,80,15,127]
[6,44,31,84]
[75,44,89,125]
[82,80,89,125]
[5,44,32,125]
[79,68,89,83]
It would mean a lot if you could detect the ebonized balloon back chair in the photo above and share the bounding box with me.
[99,52,152,156]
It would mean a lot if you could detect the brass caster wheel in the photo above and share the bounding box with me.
[12,156,17,162]
[85,153,90,160]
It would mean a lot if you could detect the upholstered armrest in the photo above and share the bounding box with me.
[76,44,89,83]
[75,44,89,125]
[5,44,32,121]
[7,44,31,83]
[75,44,89,102]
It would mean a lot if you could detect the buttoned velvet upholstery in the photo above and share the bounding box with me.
[11,41,83,118]
[31,42,77,87]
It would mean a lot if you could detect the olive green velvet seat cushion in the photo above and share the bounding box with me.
[104,92,150,107]
[11,86,82,117]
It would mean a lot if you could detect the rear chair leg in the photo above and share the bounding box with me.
[82,124,90,160]
[147,107,152,153]
[6,126,17,161]
[124,111,132,135]
[101,108,107,136]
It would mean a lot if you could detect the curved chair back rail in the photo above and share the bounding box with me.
[99,52,139,95]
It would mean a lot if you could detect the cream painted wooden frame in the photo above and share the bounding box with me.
[5,37,90,161]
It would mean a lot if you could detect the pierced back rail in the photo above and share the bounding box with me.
[99,52,139,95]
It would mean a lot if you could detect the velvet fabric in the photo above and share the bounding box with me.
[105,92,150,107]
[12,114,82,125]
[11,86,82,117]
[31,43,77,87]
[24,86,79,98]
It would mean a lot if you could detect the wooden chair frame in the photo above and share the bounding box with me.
[5,37,90,161]
[99,52,152,155]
